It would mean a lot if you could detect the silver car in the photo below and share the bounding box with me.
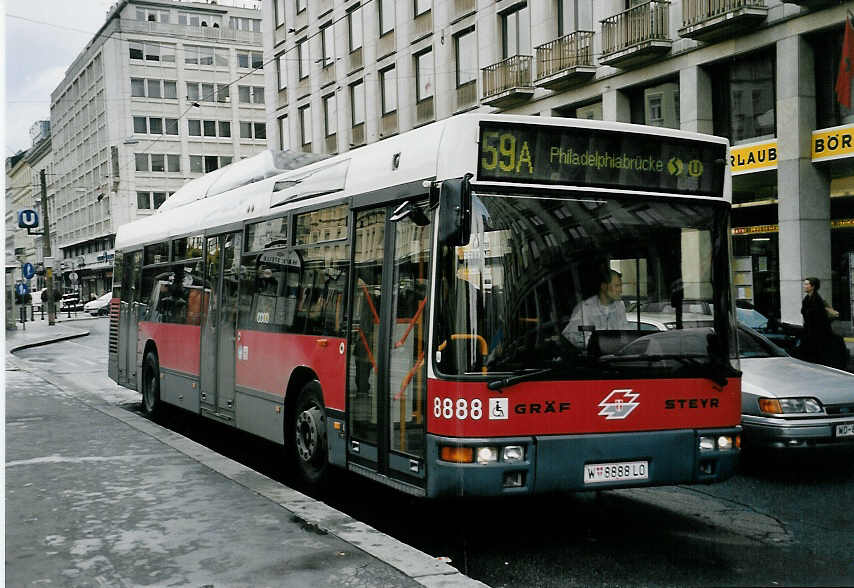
[626,313,854,450]
[738,326,854,450]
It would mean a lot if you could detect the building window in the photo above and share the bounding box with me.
[350,80,365,126]
[300,105,312,146]
[348,6,363,52]
[255,122,266,139]
[239,85,265,104]
[229,17,262,32]
[203,120,216,137]
[380,0,395,35]
[277,54,288,90]
[380,67,397,114]
[129,41,170,62]
[324,94,337,136]
[150,154,165,172]
[297,39,309,79]
[455,28,476,87]
[137,192,151,209]
[164,80,177,99]
[502,5,531,58]
[279,116,290,150]
[321,24,335,67]
[276,0,286,27]
[416,50,434,102]
[296,0,307,13]
[149,118,163,134]
[239,121,266,140]
[135,154,148,172]
[711,50,776,145]
[167,154,180,172]
[190,155,230,174]
[415,0,431,16]
[133,116,147,134]
[217,85,230,103]
[237,51,263,69]
[131,78,145,97]
[189,120,202,136]
[187,83,200,101]
[147,79,161,98]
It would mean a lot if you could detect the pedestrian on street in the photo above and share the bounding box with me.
[800,277,833,365]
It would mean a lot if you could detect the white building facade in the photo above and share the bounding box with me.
[263,0,854,330]
[49,0,266,298]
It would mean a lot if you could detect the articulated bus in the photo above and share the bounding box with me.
[109,114,741,497]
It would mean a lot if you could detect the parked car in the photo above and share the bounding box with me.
[623,313,854,450]
[738,326,854,450]
[84,291,113,316]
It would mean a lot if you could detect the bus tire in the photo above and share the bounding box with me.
[141,351,161,418]
[291,380,328,486]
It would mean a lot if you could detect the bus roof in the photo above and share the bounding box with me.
[116,114,730,251]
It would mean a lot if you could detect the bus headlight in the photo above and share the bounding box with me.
[699,436,716,451]
[476,447,498,464]
[503,446,525,463]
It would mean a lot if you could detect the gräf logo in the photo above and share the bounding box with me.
[598,389,640,420]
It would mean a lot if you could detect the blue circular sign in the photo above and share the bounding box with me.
[21,262,35,280]
[15,283,29,296]
[17,209,39,229]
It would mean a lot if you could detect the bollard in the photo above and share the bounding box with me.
[19,306,27,330]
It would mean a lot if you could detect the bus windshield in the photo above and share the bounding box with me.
[434,192,734,378]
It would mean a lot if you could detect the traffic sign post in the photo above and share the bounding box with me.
[22,262,35,280]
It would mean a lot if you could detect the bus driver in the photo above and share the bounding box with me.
[562,269,627,349]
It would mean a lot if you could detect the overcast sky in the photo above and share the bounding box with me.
[5,0,113,156]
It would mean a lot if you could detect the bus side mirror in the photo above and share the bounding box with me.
[438,174,472,247]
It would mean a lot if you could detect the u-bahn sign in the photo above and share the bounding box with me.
[21,263,35,280]
[18,209,39,229]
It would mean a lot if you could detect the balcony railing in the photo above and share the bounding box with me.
[535,31,596,90]
[600,1,671,68]
[482,55,534,107]
[680,0,767,42]
[120,19,263,44]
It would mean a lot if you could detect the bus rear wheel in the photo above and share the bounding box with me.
[291,380,328,486]
[141,351,161,418]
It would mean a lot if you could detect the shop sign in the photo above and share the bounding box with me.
[730,140,778,175]
[812,124,854,162]
[831,218,854,229]
[732,224,779,236]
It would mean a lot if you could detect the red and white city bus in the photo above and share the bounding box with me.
[109,114,741,497]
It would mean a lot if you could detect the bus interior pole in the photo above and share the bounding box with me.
[40,168,56,326]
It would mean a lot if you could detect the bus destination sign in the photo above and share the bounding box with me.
[477,122,726,197]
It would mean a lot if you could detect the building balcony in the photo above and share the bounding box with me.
[481,55,534,108]
[120,19,263,45]
[679,0,767,43]
[600,1,672,69]
[535,31,596,92]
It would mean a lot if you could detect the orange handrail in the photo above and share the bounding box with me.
[394,351,425,401]
[359,282,380,324]
[438,333,489,374]
[394,297,427,348]
[356,326,377,370]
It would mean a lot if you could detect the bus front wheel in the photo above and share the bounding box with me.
[141,351,161,418]
[291,380,328,486]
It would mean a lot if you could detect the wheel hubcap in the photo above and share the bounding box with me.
[296,406,323,463]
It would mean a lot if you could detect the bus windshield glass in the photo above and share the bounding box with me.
[434,192,733,378]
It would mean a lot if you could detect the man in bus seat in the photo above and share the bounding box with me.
[562,269,627,350]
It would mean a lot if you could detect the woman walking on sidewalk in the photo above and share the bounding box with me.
[800,277,834,366]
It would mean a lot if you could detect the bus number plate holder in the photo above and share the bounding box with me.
[584,460,649,484]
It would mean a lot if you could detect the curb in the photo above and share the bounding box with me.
[8,335,488,588]
[6,330,90,354]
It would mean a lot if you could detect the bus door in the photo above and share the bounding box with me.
[199,232,241,417]
[348,205,430,488]
[118,250,142,389]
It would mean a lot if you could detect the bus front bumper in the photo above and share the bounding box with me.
[426,427,740,498]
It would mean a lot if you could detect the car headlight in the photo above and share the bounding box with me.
[758,397,824,415]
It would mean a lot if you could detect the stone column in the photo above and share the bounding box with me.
[776,35,832,323]
[602,87,630,122]
[679,65,713,134]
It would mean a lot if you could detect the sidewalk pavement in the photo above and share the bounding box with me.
[5,320,485,587]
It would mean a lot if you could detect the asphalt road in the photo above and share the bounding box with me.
[13,318,854,587]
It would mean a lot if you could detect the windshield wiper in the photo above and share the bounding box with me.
[599,353,730,387]
[487,368,556,391]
